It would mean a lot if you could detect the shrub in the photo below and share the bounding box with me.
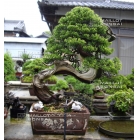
[49,79,69,91]
[22,58,47,82]
[4,52,16,82]
[64,75,93,94]
[107,89,134,113]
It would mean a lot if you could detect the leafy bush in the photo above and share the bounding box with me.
[22,60,32,75]
[47,75,58,82]
[107,89,134,113]
[126,68,134,90]
[49,79,69,91]
[64,75,77,85]
[64,75,93,94]
[93,68,134,95]
[22,76,33,83]
[22,58,47,82]
[4,52,16,82]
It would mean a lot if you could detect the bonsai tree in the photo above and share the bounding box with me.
[4,52,16,83]
[22,58,47,82]
[43,6,121,77]
[107,88,134,115]
[93,86,105,99]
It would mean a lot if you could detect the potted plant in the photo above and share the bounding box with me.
[29,100,90,135]
[4,52,16,94]
[107,89,134,120]
[93,86,105,99]
[22,58,47,83]
[22,58,47,96]
[29,5,118,135]
[15,60,24,79]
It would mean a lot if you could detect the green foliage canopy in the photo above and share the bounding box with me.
[4,52,16,82]
[22,58,47,82]
[22,58,47,75]
[44,6,121,75]
[107,89,134,113]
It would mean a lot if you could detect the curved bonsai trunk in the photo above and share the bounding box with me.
[33,61,97,104]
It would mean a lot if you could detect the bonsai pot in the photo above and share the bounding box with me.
[94,94,105,99]
[29,103,90,135]
[99,120,134,138]
[29,86,36,96]
[108,112,131,120]
[93,105,109,115]
[15,72,22,79]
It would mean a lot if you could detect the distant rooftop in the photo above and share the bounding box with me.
[38,0,134,10]
[4,19,27,32]
[35,32,51,38]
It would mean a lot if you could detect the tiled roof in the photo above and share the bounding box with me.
[40,0,134,10]
[4,20,27,32]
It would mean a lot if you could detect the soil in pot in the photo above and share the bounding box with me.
[94,91,105,99]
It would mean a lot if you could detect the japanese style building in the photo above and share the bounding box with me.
[37,0,134,75]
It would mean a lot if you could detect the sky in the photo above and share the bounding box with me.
[3,0,135,37]
[4,0,50,37]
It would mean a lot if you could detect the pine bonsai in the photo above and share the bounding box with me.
[43,6,121,76]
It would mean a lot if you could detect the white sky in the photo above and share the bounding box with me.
[4,0,50,37]
[4,0,135,37]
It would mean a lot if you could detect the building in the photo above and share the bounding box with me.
[4,19,48,75]
[37,0,134,75]
[4,19,30,37]
[4,19,48,60]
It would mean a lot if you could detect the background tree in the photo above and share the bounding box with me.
[44,31,52,36]
[43,6,121,77]
[20,52,32,63]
